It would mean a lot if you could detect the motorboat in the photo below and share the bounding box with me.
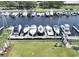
[29,25,37,36]
[2,12,10,16]
[18,24,22,33]
[31,12,36,17]
[23,25,30,34]
[13,24,22,35]
[38,25,44,35]
[37,12,42,16]
[40,12,45,17]
[45,25,54,36]
[61,24,71,35]
[22,12,28,17]
[45,11,50,17]
[50,10,53,16]
[53,25,60,35]
[11,12,18,16]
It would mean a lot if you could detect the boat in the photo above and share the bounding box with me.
[23,25,30,34]
[11,12,18,16]
[45,25,54,36]
[18,24,22,33]
[45,11,50,17]
[53,25,60,35]
[29,25,37,36]
[50,10,53,16]
[31,12,36,17]
[13,24,22,35]
[38,25,44,35]
[22,12,28,17]
[61,24,71,35]
[37,12,42,16]
[2,12,10,16]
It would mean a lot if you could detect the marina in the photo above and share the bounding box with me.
[6,24,79,41]
[0,11,79,40]
[1,1,79,57]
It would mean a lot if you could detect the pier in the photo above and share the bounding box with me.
[72,26,79,32]
[0,26,4,31]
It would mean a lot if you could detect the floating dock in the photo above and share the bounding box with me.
[9,35,61,39]
[0,26,4,31]
[8,25,79,41]
[72,26,79,32]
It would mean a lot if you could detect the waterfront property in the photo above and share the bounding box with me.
[1,10,79,56]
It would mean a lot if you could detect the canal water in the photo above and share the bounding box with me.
[0,15,79,36]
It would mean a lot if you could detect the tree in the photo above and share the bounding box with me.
[0,1,17,7]
[18,1,37,9]
[39,1,64,9]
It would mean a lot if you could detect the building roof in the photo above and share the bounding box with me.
[64,1,79,4]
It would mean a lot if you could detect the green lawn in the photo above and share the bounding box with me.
[8,40,79,57]
[71,42,79,46]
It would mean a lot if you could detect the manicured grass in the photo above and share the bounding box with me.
[8,40,79,57]
[71,42,79,46]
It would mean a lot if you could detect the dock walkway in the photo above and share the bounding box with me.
[0,26,4,31]
[73,26,79,32]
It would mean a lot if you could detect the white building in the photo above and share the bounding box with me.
[64,1,79,5]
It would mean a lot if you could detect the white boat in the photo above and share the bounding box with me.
[40,12,45,16]
[18,24,22,33]
[29,25,37,36]
[22,12,28,17]
[37,13,42,16]
[53,25,60,35]
[31,12,36,17]
[2,12,10,16]
[11,12,18,16]
[45,25,54,36]
[45,11,50,17]
[23,25,29,34]
[61,24,71,35]
[50,10,53,16]
[38,25,44,35]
